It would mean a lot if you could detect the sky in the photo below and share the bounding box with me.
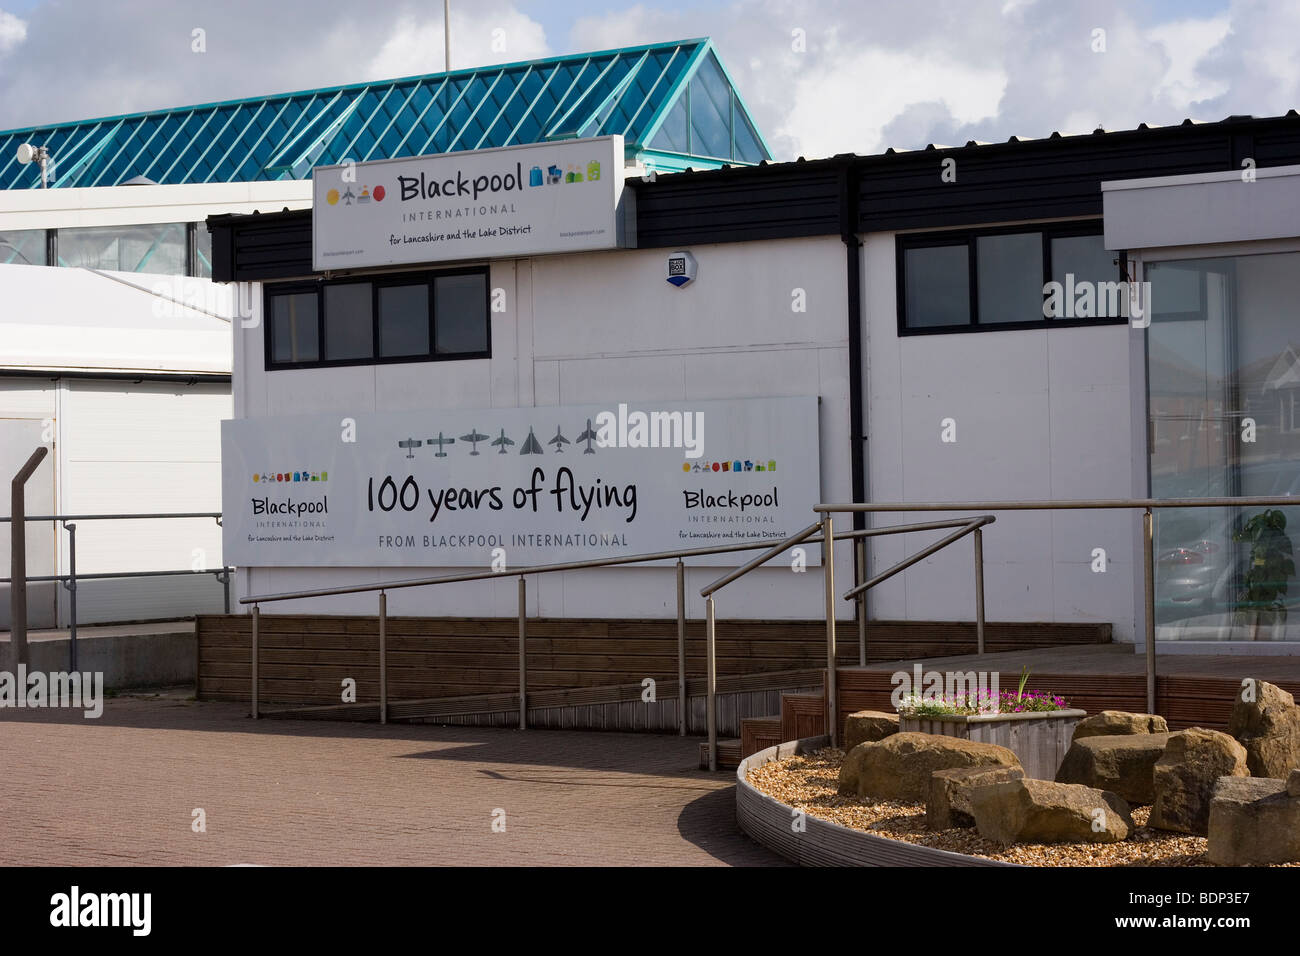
[0,0,1297,161]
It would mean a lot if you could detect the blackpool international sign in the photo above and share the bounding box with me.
[312,136,629,271]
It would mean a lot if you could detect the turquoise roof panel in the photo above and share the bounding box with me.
[0,38,772,189]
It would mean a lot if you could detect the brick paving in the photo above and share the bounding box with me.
[0,694,784,866]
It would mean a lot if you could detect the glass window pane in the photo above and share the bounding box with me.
[976,232,1044,324]
[324,283,374,360]
[57,223,187,274]
[649,93,688,154]
[270,292,319,364]
[378,283,430,357]
[904,245,970,328]
[733,103,765,163]
[194,223,213,278]
[1051,234,1119,318]
[689,53,732,159]
[435,274,488,354]
[0,229,48,266]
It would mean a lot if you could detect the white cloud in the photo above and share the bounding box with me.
[1147,16,1232,111]
[0,10,27,55]
[367,7,549,80]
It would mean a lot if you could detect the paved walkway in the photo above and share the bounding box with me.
[0,695,783,866]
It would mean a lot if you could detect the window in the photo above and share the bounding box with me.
[57,222,188,275]
[264,268,489,369]
[0,229,48,266]
[898,223,1124,333]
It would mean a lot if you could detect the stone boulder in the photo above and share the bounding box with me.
[1072,710,1169,741]
[1227,679,1300,779]
[969,778,1134,845]
[843,710,900,751]
[927,765,1025,830]
[837,732,1021,802]
[1205,776,1300,866]
[1150,728,1249,835]
[1055,733,1170,805]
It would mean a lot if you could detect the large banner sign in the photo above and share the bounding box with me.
[312,136,627,271]
[221,397,820,568]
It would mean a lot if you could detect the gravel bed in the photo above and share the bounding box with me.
[746,747,1298,867]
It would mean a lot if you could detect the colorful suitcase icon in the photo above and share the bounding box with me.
[587,160,601,181]
[529,165,544,187]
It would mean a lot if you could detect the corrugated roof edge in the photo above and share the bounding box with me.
[625,110,1300,186]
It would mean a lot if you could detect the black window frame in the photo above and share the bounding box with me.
[263,266,491,370]
[897,220,1128,335]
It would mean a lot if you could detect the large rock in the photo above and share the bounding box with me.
[1150,728,1249,835]
[1290,769,1300,798]
[838,732,1021,802]
[927,765,1025,830]
[1055,733,1170,805]
[843,710,900,751]
[1072,710,1169,741]
[1205,776,1300,865]
[1227,679,1300,779]
[969,778,1134,845]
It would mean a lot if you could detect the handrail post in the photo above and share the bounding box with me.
[518,575,527,730]
[854,536,866,666]
[378,590,387,725]
[822,512,838,748]
[63,521,78,671]
[220,568,231,614]
[705,594,717,771]
[250,603,259,718]
[676,558,686,736]
[974,526,986,655]
[1144,507,1156,713]
[8,446,48,670]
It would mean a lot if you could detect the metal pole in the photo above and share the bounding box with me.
[221,569,231,614]
[1144,508,1156,713]
[974,527,986,655]
[518,576,527,730]
[64,522,77,671]
[854,537,866,665]
[378,591,387,725]
[444,0,451,71]
[822,512,838,748]
[676,558,686,736]
[250,603,259,718]
[705,595,717,772]
[8,446,48,670]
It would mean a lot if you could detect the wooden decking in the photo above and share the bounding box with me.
[837,644,1300,733]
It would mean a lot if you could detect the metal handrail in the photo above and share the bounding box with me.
[0,507,227,670]
[816,496,1300,715]
[696,513,996,763]
[241,519,982,758]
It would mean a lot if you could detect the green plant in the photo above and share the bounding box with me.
[1233,508,1296,638]
[1015,666,1031,703]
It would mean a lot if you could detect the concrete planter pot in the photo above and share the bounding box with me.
[899,709,1087,781]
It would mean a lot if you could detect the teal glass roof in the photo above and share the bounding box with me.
[0,38,771,190]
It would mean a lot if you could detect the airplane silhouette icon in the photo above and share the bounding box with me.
[460,429,488,455]
[576,419,598,454]
[519,427,544,455]
[548,426,570,452]
[427,432,456,457]
[491,428,514,454]
[397,438,422,459]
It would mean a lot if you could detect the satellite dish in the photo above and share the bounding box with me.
[16,142,35,165]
